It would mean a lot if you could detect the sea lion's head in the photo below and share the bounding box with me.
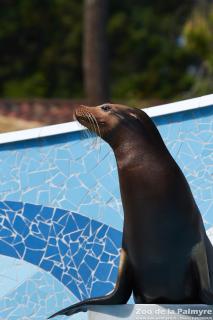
[75,103,147,145]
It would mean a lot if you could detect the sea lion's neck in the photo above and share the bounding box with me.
[110,134,156,171]
[113,141,145,170]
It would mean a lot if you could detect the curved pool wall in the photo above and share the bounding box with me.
[0,95,212,319]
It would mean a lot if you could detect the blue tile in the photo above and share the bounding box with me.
[48,237,56,245]
[85,254,99,270]
[91,281,114,297]
[38,190,50,203]
[0,202,9,210]
[70,230,82,241]
[24,249,44,264]
[13,234,23,244]
[51,173,66,186]
[14,243,25,256]
[79,173,96,188]
[109,266,118,283]
[0,228,13,237]
[38,222,50,239]
[25,235,46,249]
[40,259,54,271]
[79,284,89,299]
[107,228,122,248]
[74,213,89,229]
[101,252,110,262]
[91,243,104,257]
[4,201,23,211]
[70,242,79,255]
[82,223,91,237]
[78,263,92,283]
[94,262,112,281]
[52,265,63,280]
[69,187,88,205]
[105,238,118,255]
[91,220,102,233]
[55,159,70,176]
[63,215,78,234]
[53,208,68,221]
[45,245,59,257]
[73,248,86,267]
[56,149,71,159]
[67,280,81,300]
[13,216,29,236]
[23,203,42,220]
[0,240,19,258]
[29,171,48,187]
[39,206,54,220]
[53,222,64,235]
[58,239,69,256]
[32,223,40,234]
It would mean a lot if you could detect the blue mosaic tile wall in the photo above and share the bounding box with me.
[0,105,212,319]
[0,255,86,320]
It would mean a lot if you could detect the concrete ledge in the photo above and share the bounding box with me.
[88,305,213,320]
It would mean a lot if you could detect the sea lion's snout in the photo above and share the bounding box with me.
[75,105,104,135]
[74,106,89,126]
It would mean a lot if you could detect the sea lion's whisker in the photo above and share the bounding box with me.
[83,112,99,151]
[80,112,93,140]
[91,113,102,139]
[77,108,102,161]
[84,112,102,163]
[82,111,94,136]
[78,110,95,145]
[90,113,102,161]
[80,123,90,141]
[86,112,99,149]
[88,113,99,148]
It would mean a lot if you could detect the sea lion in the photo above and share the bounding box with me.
[49,103,213,318]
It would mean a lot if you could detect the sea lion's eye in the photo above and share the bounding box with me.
[101,105,111,112]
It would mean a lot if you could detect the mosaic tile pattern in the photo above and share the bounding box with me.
[0,131,122,229]
[0,106,212,231]
[0,255,87,320]
[156,107,213,229]
[0,201,121,302]
[0,254,38,298]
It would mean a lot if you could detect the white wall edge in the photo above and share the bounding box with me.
[0,94,212,145]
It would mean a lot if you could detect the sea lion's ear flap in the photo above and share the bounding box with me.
[128,108,145,123]
[129,112,138,119]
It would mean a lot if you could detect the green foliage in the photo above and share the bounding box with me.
[3,73,47,98]
[0,0,83,98]
[182,3,213,96]
[0,0,211,101]
[108,1,194,101]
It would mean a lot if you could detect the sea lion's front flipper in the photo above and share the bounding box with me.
[48,248,133,318]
